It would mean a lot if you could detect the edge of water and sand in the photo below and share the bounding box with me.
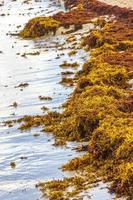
[4,0,133,199]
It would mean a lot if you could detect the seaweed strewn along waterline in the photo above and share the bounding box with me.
[2,0,133,199]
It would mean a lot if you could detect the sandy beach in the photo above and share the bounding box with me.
[99,0,133,9]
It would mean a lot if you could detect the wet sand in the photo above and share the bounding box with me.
[99,0,133,9]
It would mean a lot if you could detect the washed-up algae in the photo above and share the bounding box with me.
[19,16,61,38]
[19,0,133,38]
[11,0,133,199]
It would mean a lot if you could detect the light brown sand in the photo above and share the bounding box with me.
[99,0,133,9]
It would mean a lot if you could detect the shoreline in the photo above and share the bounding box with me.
[0,1,85,199]
[5,0,133,199]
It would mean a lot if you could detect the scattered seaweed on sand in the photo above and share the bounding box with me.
[21,51,40,56]
[15,83,29,88]
[10,161,16,169]
[10,102,18,108]
[36,174,97,200]
[68,50,77,56]
[60,61,79,68]
[59,77,74,86]
[39,96,52,101]
[61,71,74,75]
[41,106,49,112]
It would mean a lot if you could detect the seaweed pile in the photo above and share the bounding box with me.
[14,0,133,199]
[20,0,133,38]
[19,16,60,38]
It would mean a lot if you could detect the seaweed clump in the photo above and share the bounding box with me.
[19,17,61,38]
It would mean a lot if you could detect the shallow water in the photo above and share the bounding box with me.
[0,1,114,199]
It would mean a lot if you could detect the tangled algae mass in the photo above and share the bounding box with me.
[11,0,133,199]
[19,17,61,38]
